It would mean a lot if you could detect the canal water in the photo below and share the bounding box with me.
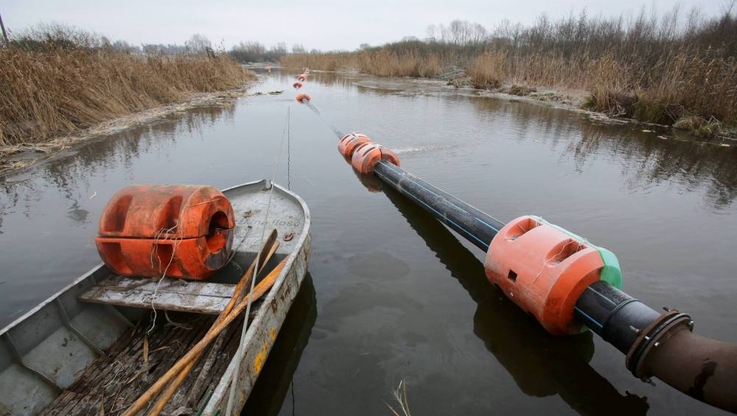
[1,70,736,415]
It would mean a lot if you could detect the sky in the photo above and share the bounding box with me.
[2,0,731,51]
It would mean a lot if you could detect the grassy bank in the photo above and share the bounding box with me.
[0,26,256,146]
[281,9,737,134]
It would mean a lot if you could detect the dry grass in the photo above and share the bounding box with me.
[1,30,255,146]
[281,48,456,78]
[281,9,737,130]
[385,380,412,416]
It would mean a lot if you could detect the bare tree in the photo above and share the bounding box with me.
[185,34,212,53]
[0,12,9,47]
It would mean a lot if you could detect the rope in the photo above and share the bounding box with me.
[287,107,291,190]
[301,99,344,139]
[225,106,291,415]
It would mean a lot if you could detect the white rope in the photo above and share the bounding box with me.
[225,106,291,415]
[147,222,181,335]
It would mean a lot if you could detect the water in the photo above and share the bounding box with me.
[1,70,736,415]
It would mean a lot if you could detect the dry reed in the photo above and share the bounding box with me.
[1,31,255,146]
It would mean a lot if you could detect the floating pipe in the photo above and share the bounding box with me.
[374,157,737,412]
[377,159,737,413]
[296,93,737,413]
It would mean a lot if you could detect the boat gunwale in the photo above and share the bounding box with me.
[203,179,311,413]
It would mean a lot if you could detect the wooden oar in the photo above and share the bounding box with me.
[146,235,282,415]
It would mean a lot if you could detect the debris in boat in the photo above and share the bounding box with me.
[143,336,149,364]
[284,232,294,241]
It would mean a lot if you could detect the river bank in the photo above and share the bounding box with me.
[281,11,737,138]
[0,85,277,177]
[311,69,735,146]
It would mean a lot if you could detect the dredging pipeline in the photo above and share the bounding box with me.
[293,87,737,413]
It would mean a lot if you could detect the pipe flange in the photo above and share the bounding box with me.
[626,310,692,379]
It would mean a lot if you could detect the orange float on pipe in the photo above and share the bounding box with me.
[484,216,621,335]
[338,132,372,158]
[297,74,307,82]
[350,142,401,175]
[293,81,303,90]
[296,93,311,103]
[95,185,235,280]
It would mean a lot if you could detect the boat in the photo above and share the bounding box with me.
[0,179,311,416]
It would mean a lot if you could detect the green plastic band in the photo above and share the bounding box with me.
[529,215,623,289]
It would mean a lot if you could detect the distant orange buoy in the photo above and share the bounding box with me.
[95,185,235,280]
[296,93,311,103]
[293,81,303,90]
[350,143,400,175]
[297,74,307,82]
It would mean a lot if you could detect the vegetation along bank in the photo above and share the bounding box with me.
[0,25,256,172]
[280,8,737,137]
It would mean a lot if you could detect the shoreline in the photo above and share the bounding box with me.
[0,81,264,178]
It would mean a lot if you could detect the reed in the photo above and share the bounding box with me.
[281,8,737,130]
[0,26,255,146]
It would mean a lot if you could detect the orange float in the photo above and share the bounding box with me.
[484,215,622,335]
[350,143,401,175]
[95,185,235,280]
[296,93,311,103]
[297,74,307,82]
[338,132,372,158]
[293,81,303,90]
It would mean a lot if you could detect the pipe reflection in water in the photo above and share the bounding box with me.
[242,275,317,416]
[379,184,649,416]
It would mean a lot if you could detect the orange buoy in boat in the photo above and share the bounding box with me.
[484,215,622,335]
[338,132,372,158]
[95,185,235,280]
[296,93,311,103]
[297,74,307,82]
[351,143,400,175]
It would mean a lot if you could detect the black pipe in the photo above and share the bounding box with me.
[373,161,504,251]
[368,160,737,414]
[574,281,663,355]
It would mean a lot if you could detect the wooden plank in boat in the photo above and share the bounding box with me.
[77,275,236,315]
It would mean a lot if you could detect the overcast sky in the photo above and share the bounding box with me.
[2,0,731,51]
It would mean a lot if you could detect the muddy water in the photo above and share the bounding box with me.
[2,70,736,415]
